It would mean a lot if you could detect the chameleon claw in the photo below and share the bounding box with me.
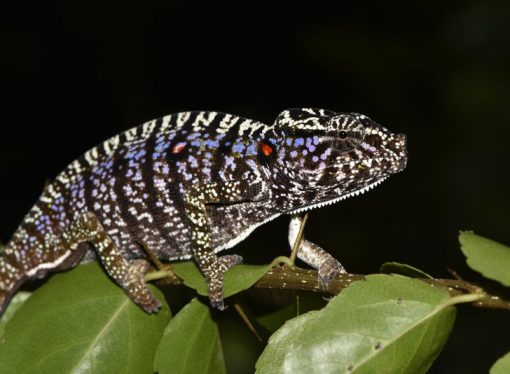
[219,254,243,268]
[125,259,162,313]
[205,254,243,310]
[317,258,347,290]
[211,299,226,311]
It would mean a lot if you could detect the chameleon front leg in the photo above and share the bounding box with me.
[288,214,347,289]
[184,179,267,310]
[62,212,160,312]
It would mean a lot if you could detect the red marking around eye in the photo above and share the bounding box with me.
[172,142,186,154]
[260,142,273,156]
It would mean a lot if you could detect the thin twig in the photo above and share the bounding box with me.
[144,263,510,311]
[289,213,308,265]
[233,302,263,341]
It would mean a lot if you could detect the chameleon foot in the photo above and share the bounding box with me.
[317,257,346,290]
[218,254,243,268]
[124,259,161,313]
[288,215,347,290]
[206,254,243,310]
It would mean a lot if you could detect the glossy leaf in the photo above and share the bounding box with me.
[256,274,459,374]
[459,231,510,286]
[380,262,433,279]
[154,298,225,374]
[172,261,270,297]
[0,291,31,338]
[491,352,510,374]
[0,262,171,374]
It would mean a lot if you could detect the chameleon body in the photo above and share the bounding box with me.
[0,109,407,315]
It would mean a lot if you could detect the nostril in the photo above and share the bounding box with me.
[398,157,408,170]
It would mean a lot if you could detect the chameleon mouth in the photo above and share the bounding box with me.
[289,177,388,214]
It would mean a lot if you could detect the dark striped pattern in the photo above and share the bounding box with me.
[0,109,408,314]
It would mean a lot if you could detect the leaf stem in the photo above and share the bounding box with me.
[144,270,177,282]
[443,293,485,307]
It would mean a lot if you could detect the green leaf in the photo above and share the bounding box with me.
[0,262,171,374]
[0,291,31,339]
[154,298,225,374]
[172,261,270,298]
[459,231,510,286]
[256,274,459,374]
[491,352,510,374]
[380,262,433,279]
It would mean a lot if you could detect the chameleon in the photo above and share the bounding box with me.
[0,108,407,315]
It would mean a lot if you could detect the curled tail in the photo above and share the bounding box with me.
[0,248,28,317]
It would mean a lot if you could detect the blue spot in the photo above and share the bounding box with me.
[246,144,257,156]
[155,142,170,153]
[188,155,199,168]
[294,138,304,146]
[320,149,331,160]
[286,139,292,146]
[225,156,236,171]
[233,143,245,153]
[204,139,219,148]
[313,136,319,145]
[135,149,146,160]
[191,140,200,147]
[290,150,298,158]
[312,155,319,162]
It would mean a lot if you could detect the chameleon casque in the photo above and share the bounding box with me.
[0,108,407,315]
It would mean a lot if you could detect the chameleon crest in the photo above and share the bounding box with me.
[0,108,407,314]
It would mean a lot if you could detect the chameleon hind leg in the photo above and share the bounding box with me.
[184,179,267,310]
[62,212,160,313]
[288,214,346,289]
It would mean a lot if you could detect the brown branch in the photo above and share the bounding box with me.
[253,266,510,310]
[150,265,510,311]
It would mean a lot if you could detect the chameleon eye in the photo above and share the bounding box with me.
[339,131,348,139]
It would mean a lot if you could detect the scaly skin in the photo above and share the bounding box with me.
[0,108,407,314]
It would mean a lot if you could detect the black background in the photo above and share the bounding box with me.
[2,1,510,372]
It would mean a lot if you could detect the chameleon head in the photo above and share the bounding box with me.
[271,108,408,212]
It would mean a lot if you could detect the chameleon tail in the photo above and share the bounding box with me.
[0,248,27,317]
